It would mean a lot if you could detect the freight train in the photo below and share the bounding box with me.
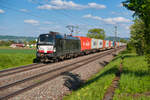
[35,31,126,63]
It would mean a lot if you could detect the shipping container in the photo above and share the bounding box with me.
[106,40,109,48]
[75,36,91,51]
[117,42,120,47]
[91,38,98,49]
[97,39,103,49]
[103,40,106,49]
[111,41,113,47]
[113,41,116,47]
[109,41,111,48]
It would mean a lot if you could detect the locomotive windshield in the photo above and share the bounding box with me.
[38,34,54,44]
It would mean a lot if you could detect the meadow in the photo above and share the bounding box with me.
[0,48,36,70]
[64,50,150,100]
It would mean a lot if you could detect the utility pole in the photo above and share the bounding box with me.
[115,25,117,48]
[75,26,80,34]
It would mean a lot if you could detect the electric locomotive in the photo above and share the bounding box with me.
[35,31,81,62]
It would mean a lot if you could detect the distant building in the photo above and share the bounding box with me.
[10,44,25,48]
[26,44,36,48]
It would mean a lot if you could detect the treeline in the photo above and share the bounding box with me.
[123,0,150,68]
[0,40,16,46]
[86,28,128,43]
[0,40,36,46]
[0,35,36,41]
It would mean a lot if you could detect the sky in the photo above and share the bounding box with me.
[0,0,134,38]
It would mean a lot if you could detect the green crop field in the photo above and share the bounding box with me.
[0,48,36,70]
[64,50,150,100]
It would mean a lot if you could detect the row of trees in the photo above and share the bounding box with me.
[0,40,36,46]
[0,40,16,46]
[123,0,150,68]
[87,28,106,39]
[128,19,145,55]
[86,28,127,43]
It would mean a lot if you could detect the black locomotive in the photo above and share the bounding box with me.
[36,31,81,62]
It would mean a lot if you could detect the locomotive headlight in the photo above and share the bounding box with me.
[47,47,52,50]
[47,46,54,51]
[38,46,44,50]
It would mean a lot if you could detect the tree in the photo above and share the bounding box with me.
[29,40,36,45]
[87,28,105,39]
[0,40,16,46]
[123,0,150,68]
[120,39,127,43]
[130,18,145,55]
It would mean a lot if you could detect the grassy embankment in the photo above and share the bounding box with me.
[64,50,150,100]
[0,48,36,70]
[113,52,150,100]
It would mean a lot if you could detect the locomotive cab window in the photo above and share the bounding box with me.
[38,34,54,44]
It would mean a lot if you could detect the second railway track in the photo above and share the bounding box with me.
[0,63,46,78]
[0,47,124,100]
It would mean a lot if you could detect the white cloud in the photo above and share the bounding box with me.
[83,14,131,24]
[125,26,130,30]
[88,3,106,9]
[118,3,123,7]
[83,14,102,20]
[38,0,106,10]
[111,11,116,14]
[0,9,5,13]
[43,21,52,25]
[20,9,29,12]
[24,19,39,25]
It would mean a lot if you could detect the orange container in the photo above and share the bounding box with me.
[103,40,106,49]
[75,36,91,51]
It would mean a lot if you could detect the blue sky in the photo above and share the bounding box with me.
[0,0,133,38]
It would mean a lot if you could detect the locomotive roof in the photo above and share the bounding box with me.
[40,33,80,40]
[55,34,80,40]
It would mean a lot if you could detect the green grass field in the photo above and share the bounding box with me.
[64,50,150,100]
[0,48,36,70]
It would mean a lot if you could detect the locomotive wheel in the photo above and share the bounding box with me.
[33,58,38,63]
[33,58,41,63]
[40,59,45,63]
[54,59,59,62]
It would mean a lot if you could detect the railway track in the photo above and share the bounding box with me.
[0,63,46,78]
[0,47,124,100]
